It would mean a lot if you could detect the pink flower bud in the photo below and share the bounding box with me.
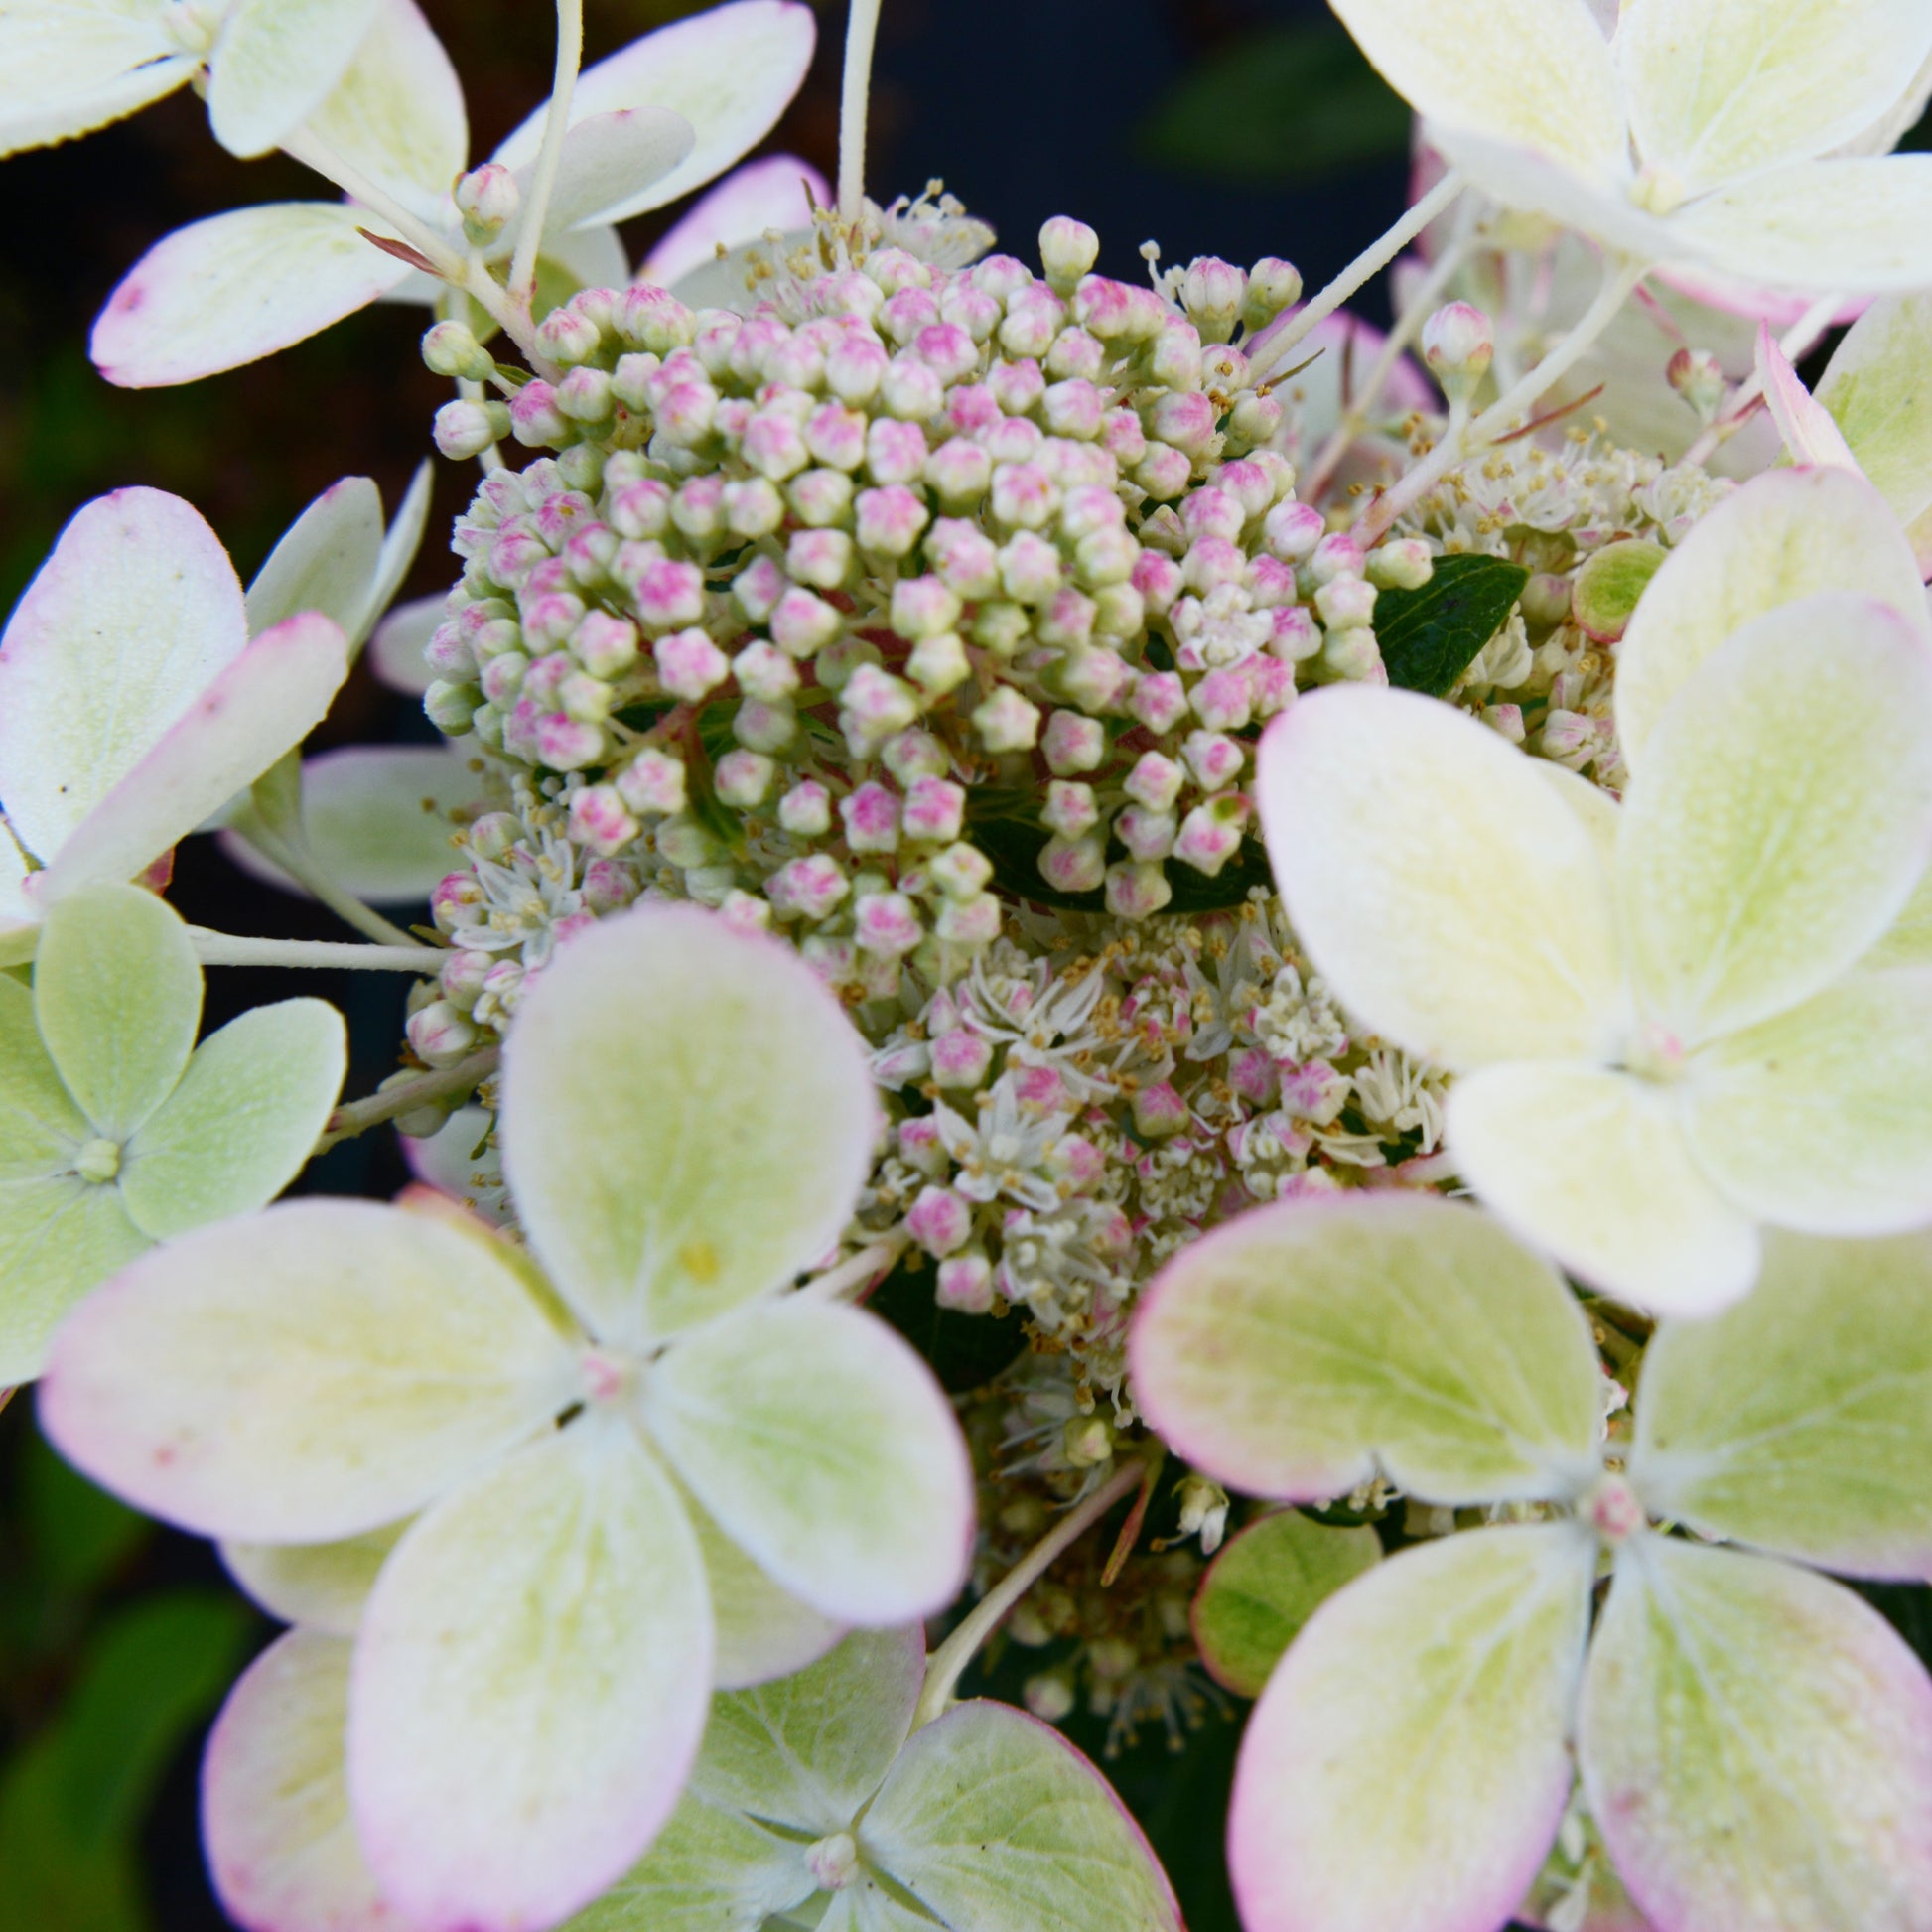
[1182,257,1247,342]
[1174,792,1250,876]
[998,531,1063,604]
[1039,833,1106,895]
[653,626,729,701]
[509,382,570,448]
[1039,215,1100,292]
[568,783,639,854]
[1367,539,1433,592]
[880,286,939,345]
[1136,442,1194,500]
[936,1249,995,1312]
[1046,1132,1104,1190]
[972,687,1042,753]
[1184,729,1246,789]
[1421,302,1494,398]
[1145,391,1218,459]
[856,890,923,957]
[841,780,902,854]
[535,714,603,769]
[929,842,994,899]
[899,1116,949,1176]
[1116,805,1176,861]
[768,588,844,658]
[1263,499,1325,564]
[770,853,849,920]
[1041,710,1105,775]
[1133,1082,1189,1137]
[933,893,1001,948]
[908,1184,974,1257]
[902,776,967,843]
[1042,780,1100,839]
[931,1029,994,1088]
[1129,670,1189,735]
[777,778,832,835]
[854,485,930,558]
[1269,605,1321,661]
[926,518,1001,598]
[615,749,686,816]
[439,949,492,1009]
[408,1000,477,1068]
[714,749,775,807]
[631,558,705,630]
[988,354,1047,414]
[454,162,519,245]
[1315,576,1377,629]
[434,400,510,461]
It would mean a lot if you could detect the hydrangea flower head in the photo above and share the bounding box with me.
[41,901,975,1932]
[1257,466,1932,1314]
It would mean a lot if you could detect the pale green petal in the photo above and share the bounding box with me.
[207,0,378,158]
[1675,155,1932,297]
[1579,1537,1932,1932]
[304,0,465,217]
[498,903,879,1345]
[1867,863,1932,970]
[0,1175,149,1385]
[1816,292,1932,575]
[222,1518,407,1634]
[692,1626,925,1832]
[505,107,693,246]
[1615,466,1930,769]
[119,997,345,1238]
[688,1491,844,1691]
[202,1631,408,1932]
[1617,0,1932,189]
[367,592,441,694]
[1617,594,1932,1043]
[219,746,480,906]
[1192,1509,1382,1700]
[0,486,247,862]
[0,1,191,159]
[819,1889,939,1932]
[864,1700,1184,1932]
[34,882,200,1139]
[0,973,89,1178]
[1229,1526,1594,1932]
[1632,1229,1932,1579]
[1685,970,1932,1235]
[356,460,433,652]
[1256,685,1625,1072]
[245,474,384,638]
[1447,1062,1760,1317]
[38,1197,580,1541]
[1328,0,1626,180]
[1128,1193,1604,1506]
[648,1298,973,1623]
[349,1416,712,1932]
[565,1792,811,1932]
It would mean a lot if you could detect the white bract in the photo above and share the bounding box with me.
[88,0,817,387]
[0,883,343,1385]
[200,1623,1184,1932]
[0,486,351,959]
[40,902,975,1932]
[0,0,378,161]
[1259,465,1932,1316]
[1131,1193,1932,1932]
[1330,0,1932,291]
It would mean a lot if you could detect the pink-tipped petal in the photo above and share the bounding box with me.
[246,478,385,638]
[348,1416,712,1932]
[203,1630,409,1932]
[91,203,416,388]
[643,153,829,287]
[1755,323,1860,471]
[43,611,349,900]
[491,0,817,226]
[0,487,247,865]
[1230,1525,1594,1932]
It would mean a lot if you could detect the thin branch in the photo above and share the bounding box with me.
[234,823,422,948]
[838,0,884,223]
[190,930,448,973]
[509,0,586,302]
[280,127,465,278]
[914,1456,1153,1730]
[1682,287,1846,466]
[316,1048,500,1153]
[1252,170,1467,375]
[799,1233,909,1303]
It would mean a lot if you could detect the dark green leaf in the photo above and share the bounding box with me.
[1375,554,1530,696]
[1138,22,1411,187]
[23,1431,149,1601]
[868,1255,1028,1394]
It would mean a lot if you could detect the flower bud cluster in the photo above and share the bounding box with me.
[417,216,1419,1014]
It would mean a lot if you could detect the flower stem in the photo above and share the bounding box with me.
[280,127,466,278]
[509,0,586,303]
[189,930,447,973]
[913,1455,1154,1730]
[799,1233,909,1302]
[235,825,423,948]
[1682,287,1846,466]
[838,0,884,224]
[1252,170,1467,374]
[317,1048,500,1153]
[1358,252,1645,545]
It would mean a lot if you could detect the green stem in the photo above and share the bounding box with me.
[190,930,447,972]
[316,1047,500,1153]
[238,825,422,949]
[838,0,885,224]
[913,1456,1152,1730]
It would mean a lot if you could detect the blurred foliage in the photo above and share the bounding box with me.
[1138,17,1410,185]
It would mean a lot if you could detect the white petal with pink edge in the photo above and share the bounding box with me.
[207,0,379,159]
[1756,324,1859,471]
[647,1296,974,1625]
[499,902,879,1346]
[91,202,417,389]
[1257,685,1625,1071]
[203,1629,411,1932]
[1229,1525,1594,1932]
[0,486,246,864]
[1614,467,1931,767]
[42,611,350,900]
[37,1196,580,1542]
[1447,1062,1760,1317]
[348,1414,712,1932]
[1580,1537,1932,1932]
[1128,1193,1603,1507]
[505,107,694,244]
[643,153,829,287]
[491,0,817,227]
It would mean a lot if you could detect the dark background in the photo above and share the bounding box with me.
[1,5,1919,1927]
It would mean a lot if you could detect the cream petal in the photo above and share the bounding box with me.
[365,593,441,694]
[207,0,379,158]
[1816,293,1932,577]
[222,1520,407,1635]
[642,153,829,287]
[0,0,190,159]
[1447,1062,1761,1316]
[246,476,385,638]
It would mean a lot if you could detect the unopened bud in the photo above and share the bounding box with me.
[1039,215,1100,294]
[1181,257,1247,343]
[1244,257,1303,330]
[1667,345,1727,423]
[421,320,493,382]
[1421,302,1494,403]
[406,1000,477,1069]
[454,163,519,246]
[433,399,509,461]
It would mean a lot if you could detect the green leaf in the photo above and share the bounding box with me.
[1192,1509,1381,1698]
[22,1430,149,1600]
[0,1588,252,1932]
[1373,554,1530,697]
[1138,22,1412,185]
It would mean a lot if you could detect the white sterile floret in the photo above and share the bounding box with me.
[1329,0,1932,292]
[40,903,974,1932]
[1257,467,1932,1315]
